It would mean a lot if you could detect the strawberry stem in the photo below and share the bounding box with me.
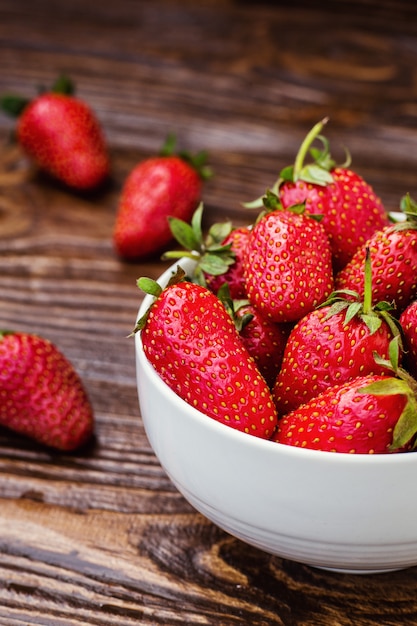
[293,117,329,180]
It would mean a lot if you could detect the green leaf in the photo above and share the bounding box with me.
[374,300,395,312]
[358,377,410,397]
[237,312,254,331]
[191,202,204,244]
[278,165,294,182]
[262,189,282,211]
[168,216,200,251]
[207,220,233,245]
[287,203,307,215]
[51,75,74,95]
[400,193,417,214]
[136,277,163,298]
[343,301,362,324]
[389,336,400,371]
[298,163,334,186]
[192,265,207,287]
[233,299,251,310]
[159,135,212,179]
[341,373,417,451]
[391,392,417,450]
[160,133,177,156]
[241,195,265,209]
[360,313,382,335]
[0,94,30,117]
[189,150,213,180]
[200,253,231,276]
[324,300,350,319]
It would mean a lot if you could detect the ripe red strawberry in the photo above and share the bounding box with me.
[113,136,210,260]
[164,203,250,298]
[135,267,278,439]
[243,191,334,323]
[276,119,389,271]
[273,249,402,414]
[0,331,94,451]
[1,76,109,191]
[400,300,417,378]
[273,373,417,454]
[217,284,290,387]
[335,194,417,314]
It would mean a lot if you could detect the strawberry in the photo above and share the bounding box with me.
[113,135,211,260]
[217,284,290,387]
[273,372,417,454]
[0,331,94,451]
[400,300,417,379]
[275,118,390,271]
[243,191,334,323]
[273,248,402,415]
[163,203,250,298]
[1,75,109,191]
[135,267,278,439]
[205,226,250,299]
[335,194,417,314]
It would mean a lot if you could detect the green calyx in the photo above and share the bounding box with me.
[50,75,75,96]
[357,365,417,451]
[161,203,237,287]
[242,117,349,211]
[160,133,212,180]
[0,94,31,117]
[216,283,253,332]
[132,265,186,334]
[0,75,74,118]
[321,247,402,341]
[255,189,323,223]
[390,193,417,233]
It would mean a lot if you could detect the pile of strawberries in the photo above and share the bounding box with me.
[137,119,417,455]
[2,77,417,456]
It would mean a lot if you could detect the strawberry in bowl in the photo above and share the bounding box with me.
[135,256,417,574]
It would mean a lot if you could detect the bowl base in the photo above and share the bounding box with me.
[313,565,406,575]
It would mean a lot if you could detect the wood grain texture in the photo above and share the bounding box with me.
[1,0,417,623]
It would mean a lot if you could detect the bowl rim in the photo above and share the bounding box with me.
[136,245,417,467]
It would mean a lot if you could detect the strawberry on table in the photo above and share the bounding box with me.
[273,248,403,415]
[243,190,334,323]
[113,135,211,261]
[0,331,94,451]
[135,267,278,439]
[335,194,417,315]
[1,75,109,191]
[274,118,390,272]
[273,371,417,454]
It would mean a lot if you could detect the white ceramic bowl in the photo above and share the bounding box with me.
[135,258,417,574]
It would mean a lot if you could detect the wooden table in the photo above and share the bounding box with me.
[1,0,417,623]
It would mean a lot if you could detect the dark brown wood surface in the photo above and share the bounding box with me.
[1,0,417,623]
